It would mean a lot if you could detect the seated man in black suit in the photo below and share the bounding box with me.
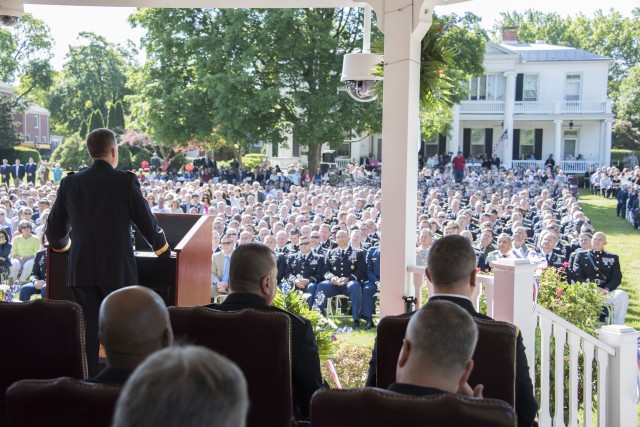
[391,299,481,397]
[366,235,538,427]
[205,242,323,420]
[85,285,174,384]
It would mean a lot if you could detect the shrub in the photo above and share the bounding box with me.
[321,342,371,389]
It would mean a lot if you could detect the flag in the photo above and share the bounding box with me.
[493,129,508,155]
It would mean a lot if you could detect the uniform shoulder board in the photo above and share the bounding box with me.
[272,306,307,325]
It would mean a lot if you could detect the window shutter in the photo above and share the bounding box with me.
[463,129,471,158]
[534,129,543,160]
[485,128,493,156]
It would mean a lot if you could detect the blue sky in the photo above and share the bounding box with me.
[24,1,637,70]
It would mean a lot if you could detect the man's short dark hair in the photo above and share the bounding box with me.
[86,128,117,159]
[229,242,276,292]
[427,235,476,286]
[407,300,478,373]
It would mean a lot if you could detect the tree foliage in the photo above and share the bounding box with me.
[130,8,382,170]
[0,13,54,108]
[89,109,105,131]
[617,65,640,127]
[0,96,22,147]
[612,120,640,150]
[50,134,91,169]
[46,32,130,134]
[108,101,126,134]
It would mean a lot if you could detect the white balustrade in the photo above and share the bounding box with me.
[458,100,608,115]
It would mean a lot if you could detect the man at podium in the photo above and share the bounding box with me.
[46,128,170,377]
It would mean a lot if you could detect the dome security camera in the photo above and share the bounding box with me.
[341,52,382,103]
[0,0,24,27]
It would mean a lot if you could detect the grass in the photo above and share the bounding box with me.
[577,189,640,330]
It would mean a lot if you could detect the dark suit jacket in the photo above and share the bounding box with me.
[205,293,323,419]
[84,367,133,384]
[46,160,169,287]
[25,162,37,179]
[365,295,538,427]
[10,164,24,179]
[285,251,326,284]
[0,164,9,181]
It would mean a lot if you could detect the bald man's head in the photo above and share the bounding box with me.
[99,286,173,370]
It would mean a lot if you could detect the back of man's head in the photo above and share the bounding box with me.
[99,286,173,370]
[229,242,277,295]
[86,128,116,159]
[397,300,478,391]
[427,235,476,290]
[112,345,248,427]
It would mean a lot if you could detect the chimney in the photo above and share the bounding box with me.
[501,26,519,43]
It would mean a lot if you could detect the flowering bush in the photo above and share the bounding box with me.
[0,284,18,302]
[536,265,605,335]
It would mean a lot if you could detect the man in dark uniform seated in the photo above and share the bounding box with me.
[366,235,538,427]
[284,235,326,299]
[570,232,629,325]
[205,243,323,420]
[313,230,367,328]
[86,286,174,384]
[390,300,481,398]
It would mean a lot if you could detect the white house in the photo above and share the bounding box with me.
[271,29,613,174]
[447,28,613,173]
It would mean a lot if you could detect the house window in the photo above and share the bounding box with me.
[468,74,506,101]
[470,129,485,157]
[565,74,581,101]
[336,142,350,158]
[520,130,534,158]
[42,136,46,144]
[423,136,438,157]
[523,75,538,101]
[34,136,38,144]
[24,135,30,142]
[563,130,578,159]
[34,115,39,129]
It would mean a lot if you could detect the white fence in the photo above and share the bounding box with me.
[406,261,639,427]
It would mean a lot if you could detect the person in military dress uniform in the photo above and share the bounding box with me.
[284,235,326,297]
[205,243,322,420]
[570,232,628,325]
[362,244,380,329]
[46,128,170,377]
[313,230,367,327]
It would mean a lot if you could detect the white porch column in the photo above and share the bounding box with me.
[379,0,433,316]
[553,119,563,163]
[598,325,640,427]
[604,119,613,167]
[502,71,516,169]
[491,258,537,384]
[451,105,461,152]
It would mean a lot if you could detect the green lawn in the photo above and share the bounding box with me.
[577,189,640,330]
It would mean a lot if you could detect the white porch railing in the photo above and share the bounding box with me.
[511,160,602,174]
[268,157,303,169]
[459,100,610,115]
[335,158,350,169]
[406,261,639,427]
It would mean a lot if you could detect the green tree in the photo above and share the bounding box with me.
[89,109,105,131]
[612,120,640,150]
[50,134,91,170]
[79,120,88,139]
[0,13,54,108]
[0,96,22,147]
[46,32,130,134]
[265,8,381,170]
[617,65,640,127]
[108,101,126,134]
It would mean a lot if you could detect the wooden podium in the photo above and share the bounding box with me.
[46,214,212,307]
